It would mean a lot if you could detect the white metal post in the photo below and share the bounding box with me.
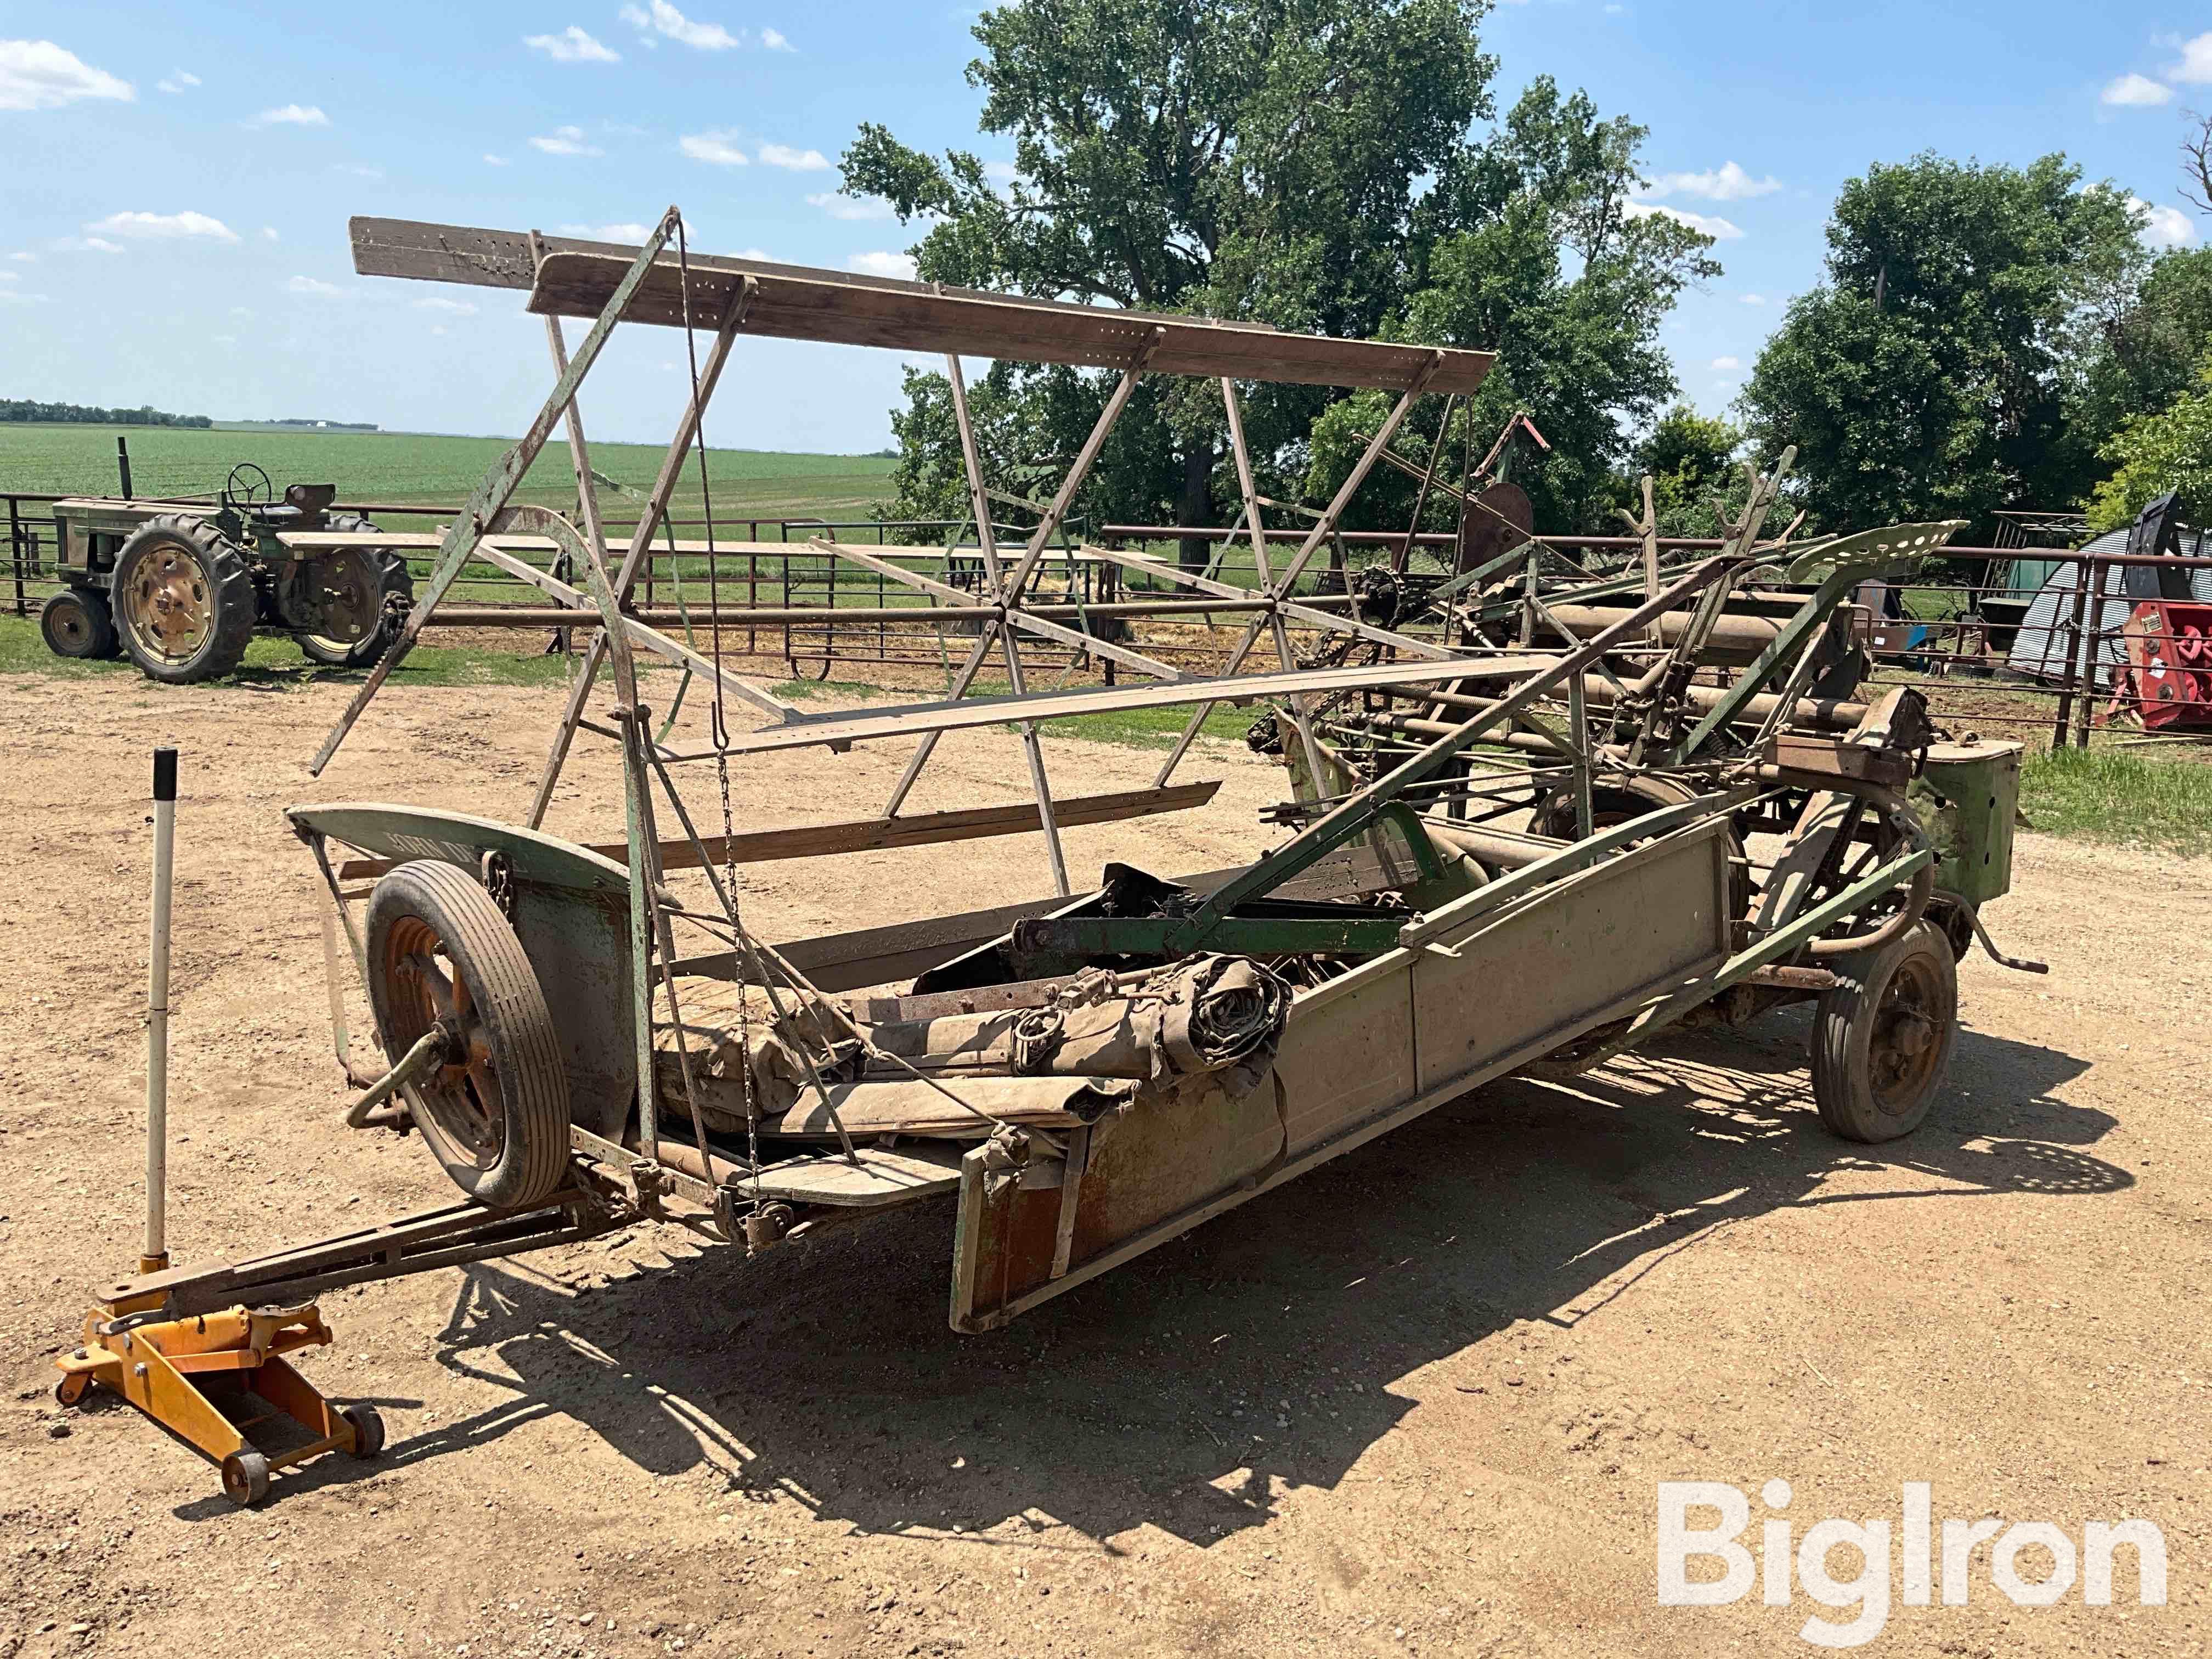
[144,746,177,1272]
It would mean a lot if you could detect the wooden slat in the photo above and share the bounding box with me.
[705,652,1558,758]
[333,781,1220,880]
[347,218,1493,396]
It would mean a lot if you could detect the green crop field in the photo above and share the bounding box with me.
[0,422,898,531]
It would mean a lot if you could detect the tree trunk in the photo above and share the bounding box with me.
[1176,443,1215,573]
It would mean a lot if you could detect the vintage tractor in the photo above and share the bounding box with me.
[37,464,413,682]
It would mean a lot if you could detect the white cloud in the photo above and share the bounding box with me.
[620,1,740,49]
[9,251,35,262]
[759,142,829,171]
[1622,200,1744,240]
[338,163,383,179]
[2170,31,2212,83]
[0,290,50,304]
[848,250,918,280]
[261,226,279,241]
[0,270,15,280]
[2101,72,2174,107]
[0,39,133,110]
[81,236,123,252]
[558,222,655,241]
[286,275,348,296]
[983,160,1018,186]
[156,69,201,94]
[531,125,603,157]
[484,153,509,166]
[255,103,329,127]
[88,210,238,242]
[731,246,775,261]
[808,191,893,221]
[524,26,619,63]
[1641,161,1780,202]
[1711,356,1741,371]
[2129,196,2197,247]
[211,334,237,345]
[1740,292,1767,305]
[415,296,478,314]
[679,131,748,166]
[761,27,793,50]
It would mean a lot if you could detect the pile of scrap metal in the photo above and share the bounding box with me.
[110,211,2044,1345]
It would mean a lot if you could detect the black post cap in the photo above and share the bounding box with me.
[153,747,178,803]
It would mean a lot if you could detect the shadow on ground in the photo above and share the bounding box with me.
[278,1011,2118,1545]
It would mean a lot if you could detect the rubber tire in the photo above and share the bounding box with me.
[1810,919,1959,1143]
[342,1402,386,1457]
[221,1449,271,1506]
[40,586,120,660]
[365,861,570,1210]
[111,514,257,684]
[299,515,413,667]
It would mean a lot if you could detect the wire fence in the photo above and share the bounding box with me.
[8,479,2210,750]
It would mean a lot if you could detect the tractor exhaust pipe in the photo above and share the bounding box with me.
[143,747,177,1274]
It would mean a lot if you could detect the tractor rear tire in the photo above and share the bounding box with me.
[365,861,571,1211]
[1809,919,1958,1142]
[300,515,413,667]
[111,515,257,684]
[40,586,120,660]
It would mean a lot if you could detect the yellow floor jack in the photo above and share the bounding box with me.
[53,749,380,1506]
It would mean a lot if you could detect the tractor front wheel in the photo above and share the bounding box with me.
[111,515,257,684]
[40,586,120,661]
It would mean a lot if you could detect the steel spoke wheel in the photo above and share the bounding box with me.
[366,861,569,1209]
[1810,919,1958,1142]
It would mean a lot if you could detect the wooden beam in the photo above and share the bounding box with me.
[336,781,1222,881]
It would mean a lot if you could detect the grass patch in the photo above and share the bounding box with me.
[2021,745,2212,858]
[0,615,574,689]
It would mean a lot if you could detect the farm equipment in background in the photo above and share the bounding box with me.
[36,462,413,682]
[2115,601,2212,730]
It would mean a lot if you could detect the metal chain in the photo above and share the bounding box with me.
[673,213,763,1203]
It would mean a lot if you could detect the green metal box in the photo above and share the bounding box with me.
[1915,740,2021,905]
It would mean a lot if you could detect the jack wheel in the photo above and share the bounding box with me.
[221,1449,272,1506]
[54,1373,91,1408]
[342,1403,386,1457]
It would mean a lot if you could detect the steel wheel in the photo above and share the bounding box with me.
[110,516,257,684]
[39,587,119,660]
[121,545,215,661]
[1810,919,1958,1142]
[365,861,569,1209]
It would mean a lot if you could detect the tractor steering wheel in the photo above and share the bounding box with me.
[223,462,274,510]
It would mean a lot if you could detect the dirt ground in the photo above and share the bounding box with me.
[2,662,2207,1659]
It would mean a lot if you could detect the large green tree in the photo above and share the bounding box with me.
[1305,79,1718,537]
[842,3,1712,564]
[1736,154,2144,533]
[844,0,1494,565]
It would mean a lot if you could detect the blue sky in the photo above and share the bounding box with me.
[2,2,2207,452]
